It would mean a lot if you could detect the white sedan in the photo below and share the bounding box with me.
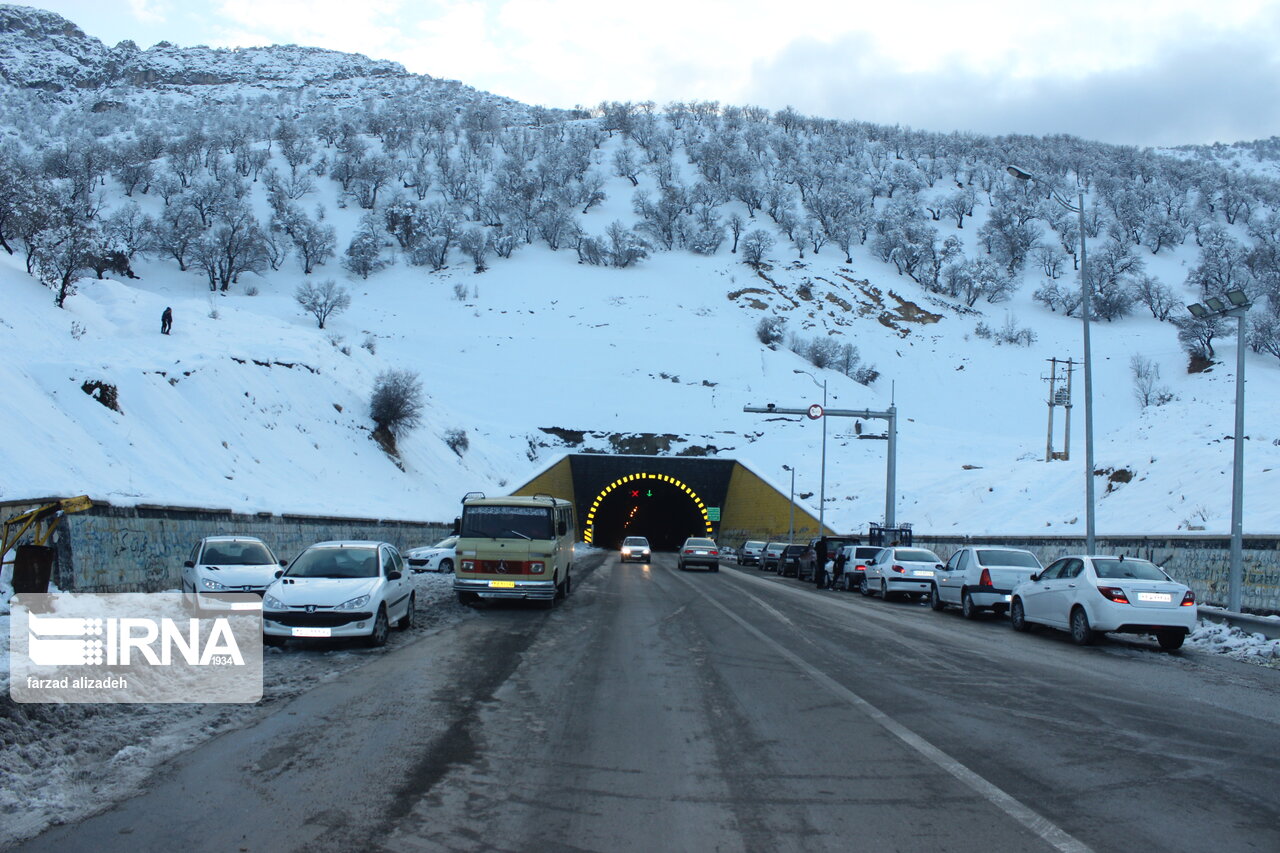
[263,541,415,647]
[861,546,944,600]
[404,535,458,573]
[182,535,285,609]
[1010,555,1196,651]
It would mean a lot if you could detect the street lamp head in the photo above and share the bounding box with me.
[1226,289,1250,307]
[1206,296,1227,313]
[1187,303,1209,318]
[1006,164,1034,181]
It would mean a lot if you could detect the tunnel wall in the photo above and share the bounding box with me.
[718,464,828,546]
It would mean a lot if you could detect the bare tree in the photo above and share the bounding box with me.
[191,203,267,291]
[294,279,351,329]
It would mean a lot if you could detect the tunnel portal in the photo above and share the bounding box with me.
[514,453,828,552]
[586,473,712,551]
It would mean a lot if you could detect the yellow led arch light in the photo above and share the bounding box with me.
[583,472,714,544]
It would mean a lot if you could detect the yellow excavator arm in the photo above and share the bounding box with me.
[1,496,92,565]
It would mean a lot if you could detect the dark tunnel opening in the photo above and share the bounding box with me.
[590,478,710,551]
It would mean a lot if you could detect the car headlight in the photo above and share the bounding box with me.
[335,595,371,611]
[529,562,545,574]
[263,593,285,609]
[202,578,229,591]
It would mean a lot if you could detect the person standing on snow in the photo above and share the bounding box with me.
[161,306,173,335]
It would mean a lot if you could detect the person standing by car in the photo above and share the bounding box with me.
[831,547,847,590]
[814,537,829,588]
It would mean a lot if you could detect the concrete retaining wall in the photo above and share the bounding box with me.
[1,499,449,593]
[913,534,1280,615]
[5,498,1276,611]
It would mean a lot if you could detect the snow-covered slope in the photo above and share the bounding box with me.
[0,4,1277,537]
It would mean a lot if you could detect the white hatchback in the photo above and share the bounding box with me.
[861,546,945,600]
[404,535,458,573]
[1010,555,1196,651]
[263,541,415,647]
[182,536,285,609]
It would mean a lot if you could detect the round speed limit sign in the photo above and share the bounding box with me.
[807,404,824,420]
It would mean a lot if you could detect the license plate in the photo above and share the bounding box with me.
[1137,592,1172,603]
[912,570,933,577]
[489,580,516,589]
[292,627,331,638]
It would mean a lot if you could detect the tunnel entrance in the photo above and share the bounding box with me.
[585,473,714,551]
[514,453,827,551]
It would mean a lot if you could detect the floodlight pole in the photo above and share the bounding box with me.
[1230,310,1246,611]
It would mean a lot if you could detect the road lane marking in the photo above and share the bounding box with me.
[672,570,1095,853]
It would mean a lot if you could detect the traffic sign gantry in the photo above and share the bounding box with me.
[743,403,899,528]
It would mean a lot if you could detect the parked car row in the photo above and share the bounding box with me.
[856,544,1196,651]
[740,537,1197,652]
[184,535,425,648]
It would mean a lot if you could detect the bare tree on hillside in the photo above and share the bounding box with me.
[295,279,351,329]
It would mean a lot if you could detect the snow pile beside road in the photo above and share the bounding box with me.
[1187,620,1280,666]
[0,572,467,848]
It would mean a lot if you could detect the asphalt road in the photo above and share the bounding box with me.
[18,552,1280,853]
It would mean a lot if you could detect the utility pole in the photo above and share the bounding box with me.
[1042,357,1076,461]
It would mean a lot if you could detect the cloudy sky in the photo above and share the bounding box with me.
[29,0,1280,147]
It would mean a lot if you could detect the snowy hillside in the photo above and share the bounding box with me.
[1,4,1278,537]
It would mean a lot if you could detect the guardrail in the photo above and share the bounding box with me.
[1198,607,1280,640]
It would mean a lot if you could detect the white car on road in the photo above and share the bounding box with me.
[861,546,945,600]
[182,535,285,609]
[404,535,457,573]
[932,546,1043,618]
[1010,555,1196,650]
[263,541,415,647]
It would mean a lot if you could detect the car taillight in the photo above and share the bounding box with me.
[710,550,718,556]
[892,564,905,573]
[684,549,693,555]
[1181,590,1196,606]
[979,568,993,587]
[1097,586,1130,604]
[855,564,866,572]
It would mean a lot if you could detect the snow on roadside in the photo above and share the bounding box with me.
[1186,619,1280,667]
[0,572,468,848]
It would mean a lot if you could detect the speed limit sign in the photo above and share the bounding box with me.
[807,404,824,420]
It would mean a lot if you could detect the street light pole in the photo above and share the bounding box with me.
[1188,290,1252,612]
[794,369,828,534]
[1008,165,1096,553]
[783,464,796,544]
[1077,187,1097,555]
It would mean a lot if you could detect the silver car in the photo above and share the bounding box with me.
[932,546,1043,617]
[861,546,944,600]
[620,536,652,562]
